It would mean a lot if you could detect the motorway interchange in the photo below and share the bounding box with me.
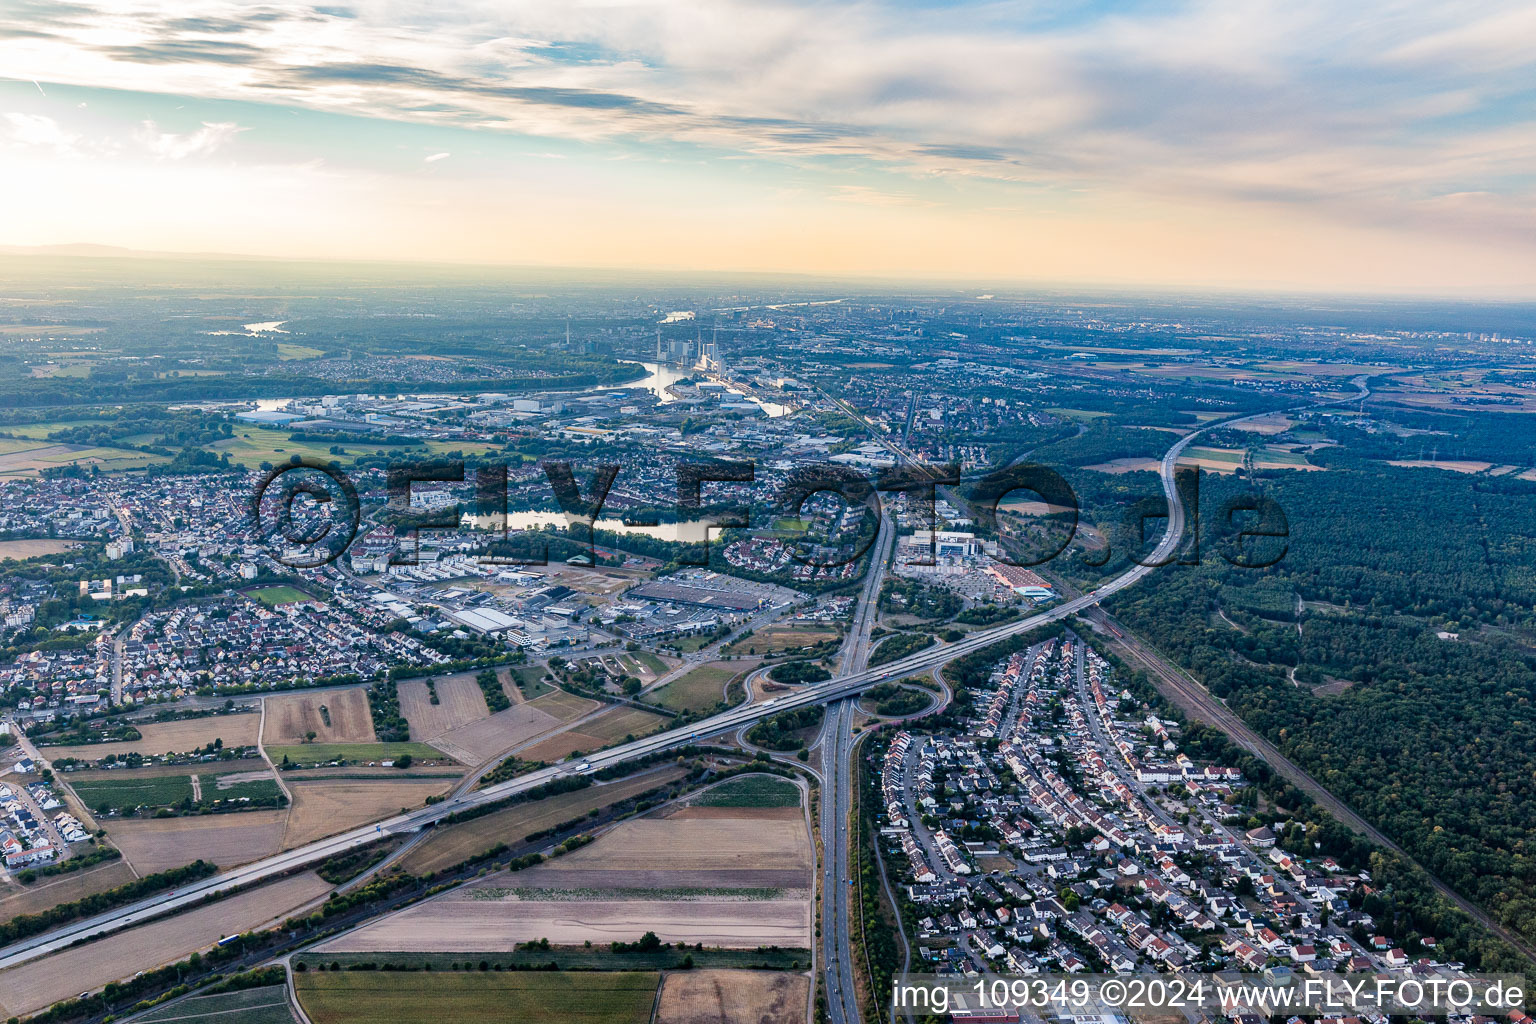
[0,385,1361,984]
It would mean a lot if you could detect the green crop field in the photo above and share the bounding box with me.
[695,774,801,808]
[647,663,741,714]
[72,773,194,810]
[136,985,298,1024]
[247,586,313,607]
[269,742,447,765]
[295,970,658,1024]
[200,772,283,802]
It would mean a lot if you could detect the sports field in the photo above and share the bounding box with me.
[248,586,313,607]
[294,970,658,1024]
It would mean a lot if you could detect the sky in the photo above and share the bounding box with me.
[1,0,1534,294]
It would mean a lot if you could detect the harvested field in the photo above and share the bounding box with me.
[282,776,457,848]
[321,898,809,952]
[1386,459,1494,473]
[44,713,261,760]
[1083,457,1160,474]
[107,810,288,874]
[0,872,330,1018]
[0,859,137,920]
[583,706,666,742]
[398,674,489,740]
[477,808,811,892]
[519,730,603,763]
[295,971,658,1024]
[528,689,601,720]
[263,688,375,745]
[0,539,81,560]
[397,768,685,876]
[428,703,563,767]
[656,970,808,1024]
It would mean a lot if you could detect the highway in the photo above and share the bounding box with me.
[0,385,1358,976]
[821,514,892,1024]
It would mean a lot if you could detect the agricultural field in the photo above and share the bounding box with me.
[276,342,324,360]
[398,674,490,740]
[199,769,283,803]
[0,872,330,1018]
[135,985,299,1024]
[0,440,168,477]
[263,688,376,745]
[416,686,596,767]
[333,797,811,951]
[247,585,313,607]
[518,705,665,763]
[646,662,744,714]
[0,858,137,921]
[397,767,686,876]
[267,741,445,766]
[43,712,261,760]
[106,810,289,873]
[0,538,81,560]
[692,774,800,808]
[656,970,808,1024]
[71,772,194,811]
[282,776,458,847]
[295,971,658,1024]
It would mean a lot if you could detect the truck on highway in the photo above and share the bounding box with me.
[576,761,594,774]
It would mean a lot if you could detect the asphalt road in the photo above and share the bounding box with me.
[0,385,1360,975]
[821,515,892,1024]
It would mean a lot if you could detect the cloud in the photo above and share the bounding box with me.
[828,185,931,207]
[2,112,82,152]
[135,119,245,159]
[424,151,449,161]
[0,0,1533,251]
